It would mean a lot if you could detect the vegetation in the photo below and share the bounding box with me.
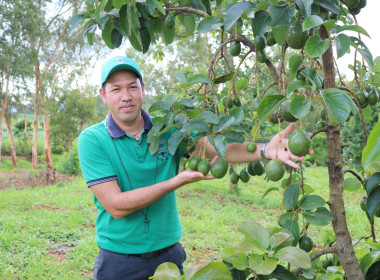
[71,0,380,279]
[0,168,378,279]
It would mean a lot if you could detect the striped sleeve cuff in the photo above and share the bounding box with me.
[87,176,117,187]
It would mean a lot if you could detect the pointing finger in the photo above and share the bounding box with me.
[279,123,296,138]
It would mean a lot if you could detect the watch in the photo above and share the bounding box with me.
[260,143,268,160]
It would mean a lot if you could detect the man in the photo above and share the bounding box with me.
[78,56,310,280]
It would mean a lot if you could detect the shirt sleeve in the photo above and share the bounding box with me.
[78,130,117,187]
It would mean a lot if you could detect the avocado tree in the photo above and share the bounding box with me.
[72,0,380,279]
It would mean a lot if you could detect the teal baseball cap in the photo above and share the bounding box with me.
[101,56,143,86]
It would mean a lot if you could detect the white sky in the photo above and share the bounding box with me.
[89,3,379,86]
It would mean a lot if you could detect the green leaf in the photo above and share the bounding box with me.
[149,101,171,112]
[362,120,380,173]
[249,254,277,275]
[83,20,97,45]
[174,72,187,84]
[110,28,123,48]
[223,131,245,144]
[304,35,330,58]
[282,217,300,245]
[102,20,115,49]
[335,33,351,59]
[314,0,341,14]
[284,183,300,210]
[290,96,312,119]
[197,16,223,33]
[183,14,196,34]
[148,131,161,155]
[254,0,268,13]
[270,5,295,28]
[214,135,227,158]
[257,95,286,121]
[275,247,311,268]
[299,195,326,210]
[215,116,235,133]
[69,13,85,33]
[272,25,288,45]
[197,111,219,124]
[344,177,362,192]
[236,79,249,91]
[188,74,211,85]
[214,72,235,84]
[174,98,196,108]
[323,19,336,31]
[300,68,322,91]
[229,107,244,125]
[336,25,370,38]
[146,0,156,15]
[168,130,185,155]
[295,0,313,18]
[188,261,232,280]
[286,80,306,95]
[303,207,334,226]
[113,0,128,9]
[251,10,272,37]
[129,28,143,52]
[270,232,293,251]
[289,54,302,76]
[367,186,380,217]
[162,24,175,45]
[152,0,165,15]
[238,220,270,250]
[140,26,151,53]
[360,251,380,276]
[152,262,181,280]
[303,15,324,31]
[220,248,248,270]
[224,2,255,31]
[321,88,352,125]
[350,36,374,69]
[270,265,298,280]
[181,120,210,133]
[366,173,380,195]
[261,187,279,201]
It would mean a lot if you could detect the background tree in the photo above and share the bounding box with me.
[74,0,380,279]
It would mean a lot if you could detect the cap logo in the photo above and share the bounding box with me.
[116,57,125,64]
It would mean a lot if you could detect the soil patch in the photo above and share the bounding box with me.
[0,170,76,190]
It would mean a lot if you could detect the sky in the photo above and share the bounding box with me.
[89,2,380,87]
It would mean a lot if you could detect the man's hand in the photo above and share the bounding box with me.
[176,155,219,184]
[265,123,314,168]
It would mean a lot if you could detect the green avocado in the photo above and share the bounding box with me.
[286,21,309,50]
[347,0,360,8]
[288,129,311,157]
[210,159,228,179]
[367,89,379,106]
[253,161,265,176]
[181,135,196,154]
[230,171,239,184]
[188,155,201,171]
[246,142,256,152]
[198,159,210,175]
[239,168,250,183]
[230,41,241,57]
[265,31,276,46]
[265,159,285,181]
[164,14,175,29]
[256,51,267,63]
[247,162,256,176]
[299,234,313,252]
[254,36,267,51]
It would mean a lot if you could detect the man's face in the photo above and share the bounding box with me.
[100,69,145,127]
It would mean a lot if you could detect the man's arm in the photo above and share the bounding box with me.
[194,123,313,168]
[90,160,218,219]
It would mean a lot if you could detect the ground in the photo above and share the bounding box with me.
[0,170,76,190]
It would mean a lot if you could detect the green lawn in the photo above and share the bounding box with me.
[0,167,378,279]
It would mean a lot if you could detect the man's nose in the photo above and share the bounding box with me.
[120,88,132,101]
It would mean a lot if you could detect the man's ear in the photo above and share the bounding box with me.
[141,83,146,99]
[99,87,107,103]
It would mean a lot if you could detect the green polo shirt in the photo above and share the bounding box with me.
[78,110,185,254]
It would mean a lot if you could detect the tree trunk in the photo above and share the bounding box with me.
[4,115,17,168]
[42,95,53,170]
[0,72,10,167]
[320,25,364,280]
[32,91,39,169]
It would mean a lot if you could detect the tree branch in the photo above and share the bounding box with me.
[166,6,209,18]
[343,169,363,183]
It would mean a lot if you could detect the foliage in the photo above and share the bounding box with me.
[308,133,327,166]
[56,140,81,175]
[72,0,380,278]
[1,139,44,157]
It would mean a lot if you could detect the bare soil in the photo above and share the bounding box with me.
[0,170,76,190]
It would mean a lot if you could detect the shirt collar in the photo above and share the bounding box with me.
[106,109,153,138]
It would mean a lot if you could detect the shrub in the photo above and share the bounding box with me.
[56,140,81,175]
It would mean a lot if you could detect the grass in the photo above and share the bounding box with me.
[0,167,378,279]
